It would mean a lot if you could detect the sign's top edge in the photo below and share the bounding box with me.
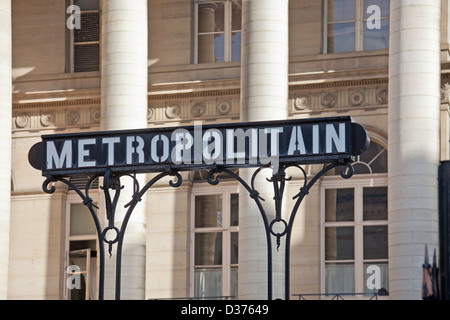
[40,116,355,139]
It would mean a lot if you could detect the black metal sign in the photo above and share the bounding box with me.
[28,116,369,300]
[29,116,369,177]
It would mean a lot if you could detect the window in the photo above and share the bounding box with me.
[325,0,390,53]
[195,0,242,63]
[65,199,99,300]
[191,185,239,299]
[69,0,100,72]
[321,141,388,298]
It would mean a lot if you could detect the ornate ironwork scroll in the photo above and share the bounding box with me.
[42,169,182,300]
[205,161,355,300]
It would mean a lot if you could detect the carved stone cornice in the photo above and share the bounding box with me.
[11,75,398,133]
[12,96,101,133]
[289,78,389,113]
[13,98,100,110]
[148,89,240,101]
[289,78,388,91]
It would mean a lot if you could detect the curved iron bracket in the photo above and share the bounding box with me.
[43,168,183,300]
[205,161,355,300]
[44,160,352,301]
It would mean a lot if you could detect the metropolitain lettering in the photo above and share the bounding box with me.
[44,121,350,173]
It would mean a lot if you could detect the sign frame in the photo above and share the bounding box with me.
[29,116,369,178]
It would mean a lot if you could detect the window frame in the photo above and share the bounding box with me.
[64,191,100,300]
[323,0,390,54]
[194,0,242,64]
[320,173,389,299]
[68,0,101,73]
[190,182,239,299]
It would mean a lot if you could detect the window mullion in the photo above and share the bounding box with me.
[222,229,230,298]
[194,2,199,64]
[356,0,364,51]
[322,0,328,54]
[354,184,364,293]
[189,192,196,297]
[320,186,326,293]
[224,0,232,62]
[222,191,230,297]
[69,0,76,73]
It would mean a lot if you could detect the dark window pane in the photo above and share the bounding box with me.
[325,189,354,222]
[363,187,388,221]
[325,263,355,294]
[74,43,99,72]
[230,266,238,299]
[70,203,96,236]
[328,0,356,22]
[360,142,388,174]
[325,227,354,260]
[230,232,238,265]
[195,195,223,228]
[231,32,241,61]
[363,226,388,260]
[198,33,225,63]
[194,268,222,298]
[327,22,356,53]
[332,141,387,175]
[195,233,223,265]
[74,13,100,43]
[363,18,389,50]
[232,1,242,31]
[230,194,239,226]
[74,0,99,11]
[198,3,225,33]
[352,163,372,175]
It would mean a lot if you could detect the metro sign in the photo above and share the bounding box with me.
[28,116,370,177]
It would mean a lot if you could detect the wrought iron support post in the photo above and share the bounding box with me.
[43,169,183,300]
[282,161,354,300]
[207,161,355,300]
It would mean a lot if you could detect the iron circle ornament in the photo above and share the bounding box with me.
[269,219,288,251]
[102,226,120,244]
[269,219,288,237]
[102,226,120,258]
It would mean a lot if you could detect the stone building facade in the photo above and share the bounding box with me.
[1,0,449,300]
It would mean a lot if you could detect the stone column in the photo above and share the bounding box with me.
[388,1,441,299]
[101,0,148,300]
[239,0,289,300]
[0,0,12,300]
